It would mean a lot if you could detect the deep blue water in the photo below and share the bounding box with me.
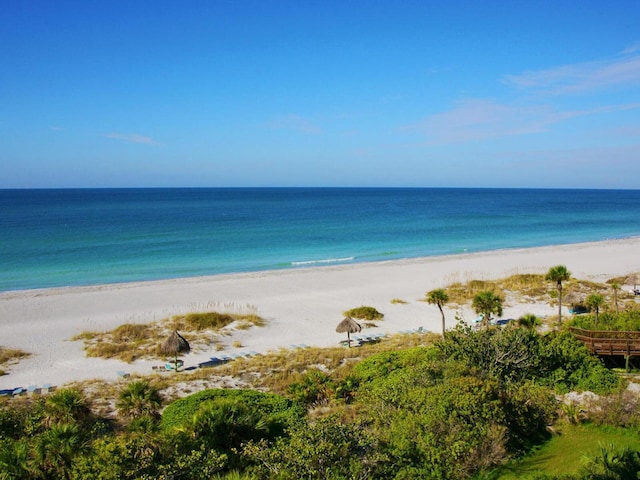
[1,188,639,292]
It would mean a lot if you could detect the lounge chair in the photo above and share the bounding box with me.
[117,371,131,378]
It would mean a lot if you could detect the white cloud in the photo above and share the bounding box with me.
[503,54,640,95]
[408,99,640,145]
[620,42,640,55]
[102,132,158,145]
[264,114,321,134]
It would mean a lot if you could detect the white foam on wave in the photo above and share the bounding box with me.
[291,256,355,266]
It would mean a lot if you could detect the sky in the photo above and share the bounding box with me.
[1,1,640,188]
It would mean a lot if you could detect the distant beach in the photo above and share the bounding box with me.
[1,237,640,390]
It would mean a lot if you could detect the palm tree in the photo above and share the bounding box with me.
[44,388,91,427]
[586,293,605,327]
[518,313,540,330]
[191,399,267,452]
[545,265,571,326]
[472,291,504,329]
[116,380,163,421]
[426,288,449,336]
[31,423,87,479]
[610,282,620,314]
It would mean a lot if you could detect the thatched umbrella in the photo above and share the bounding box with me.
[336,316,361,347]
[625,273,639,291]
[160,330,190,371]
[563,291,584,306]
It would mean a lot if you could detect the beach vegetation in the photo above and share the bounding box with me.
[343,305,384,320]
[426,288,449,336]
[472,290,504,328]
[72,309,266,363]
[115,381,163,422]
[390,297,407,304]
[585,293,605,326]
[498,273,547,297]
[546,265,572,326]
[518,313,541,329]
[0,346,31,373]
[568,309,640,332]
[3,282,639,479]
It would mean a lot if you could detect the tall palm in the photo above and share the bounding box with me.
[472,291,504,329]
[610,282,620,314]
[426,288,449,336]
[116,380,163,421]
[545,265,571,326]
[586,293,605,327]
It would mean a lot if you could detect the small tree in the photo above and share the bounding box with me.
[426,288,449,336]
[545,265,571,326]
[472,291,504,329]
[585,293,605,327]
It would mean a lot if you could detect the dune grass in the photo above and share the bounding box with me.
[0,346,31,375]
[343,306,384,320]
[72,308,266,363]
[492,423,640,479]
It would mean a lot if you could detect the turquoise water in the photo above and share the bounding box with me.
[1,188,639,292]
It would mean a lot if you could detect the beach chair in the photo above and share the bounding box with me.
[27,385,38,394]
[117,370,131,378]
[12,387,24,396]
[42,384,52,394]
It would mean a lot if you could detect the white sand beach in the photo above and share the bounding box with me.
[1,238,639,391]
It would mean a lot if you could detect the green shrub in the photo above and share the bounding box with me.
[538,331,622,394]
[286,369,335,407]
[161,389,304,436]
[343,306,384,320]
[244,415,382,479]
[569,310,640,331]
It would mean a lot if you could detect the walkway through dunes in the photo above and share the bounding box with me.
[570,327,640,371]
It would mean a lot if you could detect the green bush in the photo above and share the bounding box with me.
[343,306,384,320]
[160,389,304,436]
[538,331,622,394]
[569,310,640,331]
[286,369,335,407]
[244,415,382,479]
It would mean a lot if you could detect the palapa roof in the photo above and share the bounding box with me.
[336,316,362,334]
[160,330,191,356]
[563,291,584,305]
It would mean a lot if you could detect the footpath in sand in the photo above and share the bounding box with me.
[1,238,639,390]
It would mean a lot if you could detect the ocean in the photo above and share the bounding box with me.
[1,188,639,292]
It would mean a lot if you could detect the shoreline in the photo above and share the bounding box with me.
[2,237,640,390]
[3,234,639,295]
[3,236,639,298]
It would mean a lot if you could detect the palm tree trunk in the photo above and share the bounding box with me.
[557,283,563,326]
[438,305,445,336]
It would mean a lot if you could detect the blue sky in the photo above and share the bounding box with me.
[1,1,640,188]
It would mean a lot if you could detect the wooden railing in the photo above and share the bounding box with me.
[570,327,640,357]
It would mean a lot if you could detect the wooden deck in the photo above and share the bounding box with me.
[570,327,640,357]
